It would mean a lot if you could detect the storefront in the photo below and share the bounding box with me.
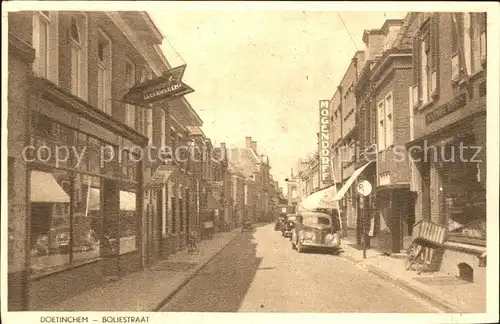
[24,78,147,310]
[408,112,486,284]
[371,185,417,254]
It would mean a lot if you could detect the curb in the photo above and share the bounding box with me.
[339,247,459,313]
[152,231,242,311]
[366,264,458,313]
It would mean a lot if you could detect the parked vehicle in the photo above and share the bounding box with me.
[291,210,342,254]
[274,215,287,231]
[282,214,296,238]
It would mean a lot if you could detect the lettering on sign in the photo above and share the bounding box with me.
[122,65,194,106]
[319,100,331,182]
[425,93,466,125]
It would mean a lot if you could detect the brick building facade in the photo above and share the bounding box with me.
[406,12,487,284]
[7,11,166,310]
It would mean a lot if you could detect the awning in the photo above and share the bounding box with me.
[146,164,178,188]
[207,194,222,210]
[297,185,340,211]
[86,189,136,211]
[120,191,136,211]
[30,171,70,203]
[332,162,372,201]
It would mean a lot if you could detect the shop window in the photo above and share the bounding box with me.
[29,170,102,276]
[73,174,101,263]
[119,190,137,254]
[441,146,486,246]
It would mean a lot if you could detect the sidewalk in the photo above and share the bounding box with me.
[51,229,242,311]
[340,238,486,313]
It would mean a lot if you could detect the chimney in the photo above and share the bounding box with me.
[251,141,257,152]
[362,28,386,62]
[245,137,252,149]
[381,19,404,50]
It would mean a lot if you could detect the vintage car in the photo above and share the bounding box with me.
[274,214,287,231]
[282,214,297,238]
[291,210,342,254]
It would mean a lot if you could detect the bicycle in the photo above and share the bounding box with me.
[187,232,200,254]
[404,220,447,275]
[404,239,426,274]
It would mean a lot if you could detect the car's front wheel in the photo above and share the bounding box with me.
[297,241,304,253]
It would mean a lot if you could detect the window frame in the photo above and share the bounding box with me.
[384,92,394,148]
[69,14,88,100]
[97,29,112,114]
[33,11,50,79]
[377,99,385,152]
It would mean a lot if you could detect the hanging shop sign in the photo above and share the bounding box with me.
[357,180,372,196]
[122,65,194,106]
[319,100,332,183]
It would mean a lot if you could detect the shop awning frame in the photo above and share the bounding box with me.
[297,184,340,212]
[30,171,70,203]
[332,162,373,201]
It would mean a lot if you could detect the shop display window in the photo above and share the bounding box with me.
[119,189,137,254]
[441,157,486,246]
[29,170,102,275]
[73,174,102,263]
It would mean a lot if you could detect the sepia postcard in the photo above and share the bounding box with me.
[1,1,499,324]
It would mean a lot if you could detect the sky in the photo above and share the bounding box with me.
[148,10,407,193]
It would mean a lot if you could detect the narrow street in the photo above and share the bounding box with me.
[160,223,442,313]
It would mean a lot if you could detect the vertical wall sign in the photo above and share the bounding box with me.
[319,100,332,185]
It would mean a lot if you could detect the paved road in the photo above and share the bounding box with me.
[160,224,442,313]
